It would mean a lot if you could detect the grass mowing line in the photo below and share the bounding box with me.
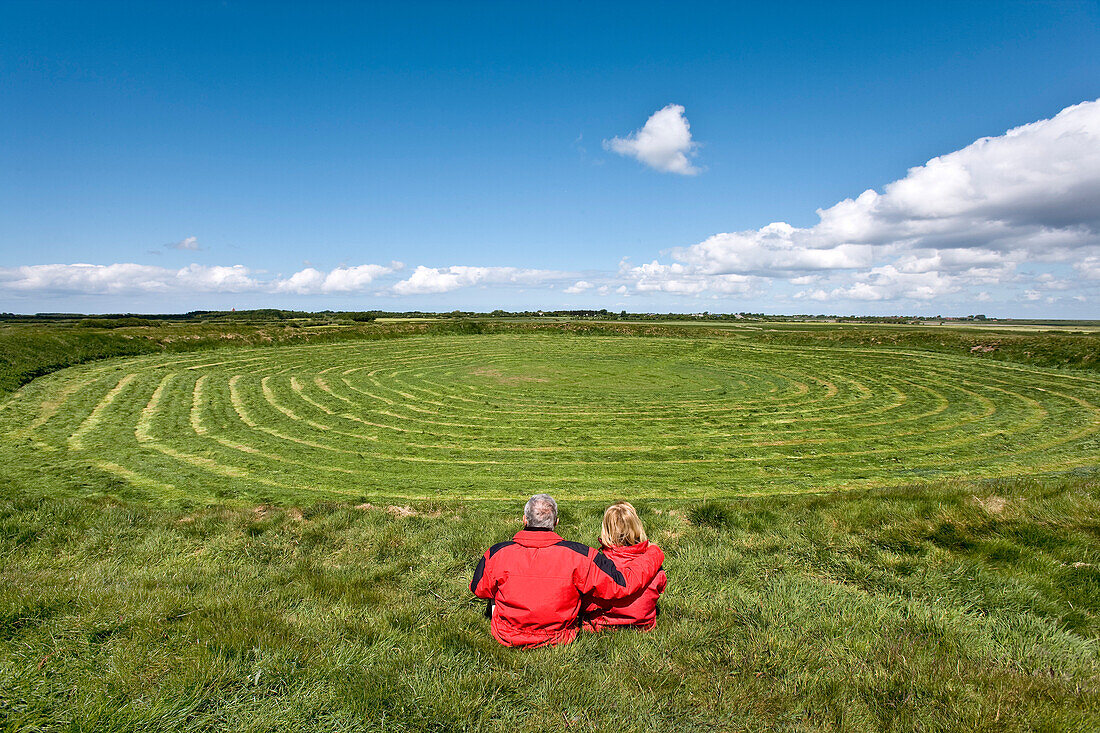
[313,377,356,407]
[89,459,182,496]
[750,338,1100,389]
[285,377,387,443]
[224,376,362,455]
[208,436,359,475]
[8,333,1100,500]
[260,375,380,439]
[189,375,209,435]
[314,374,430,434]
[135,371,176,442]
[145,441,255,481]
[290,377,335,414]
[370,359,854,420]
[227,375,257,427]
[66,373,137,450]
[144,440,365,497]
[917,393,1100,469]
[375,409,483,429]
[15,366,117,437]
[122,373,368,491]
[365,369,447,412]
[261,376,306,422]
[336,376,396,407]
[279,347,1042,451]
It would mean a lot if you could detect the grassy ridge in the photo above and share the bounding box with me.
[738,324,1100,372]
[0,322,418,396]
[2,319,1098,400]
[1,474,1097,731]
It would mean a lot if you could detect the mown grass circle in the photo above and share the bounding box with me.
[3,333,1098,504]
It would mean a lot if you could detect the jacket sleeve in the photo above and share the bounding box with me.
[470,551,493,599]
[578,545,665,600]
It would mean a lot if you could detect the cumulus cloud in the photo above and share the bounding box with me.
[628,98,1100,304]
[273,263,401,295]
[1076,256,1100,280]
[166,236,201,251]
[0,263,180,294]
[623,260,756,296]
[0,262,398,296]
[604,104,700,175]
[672,222,874,276]
[391,266,565,295]
[796,266,960,302]
[804,99,1100,255]
[563,280,593,294]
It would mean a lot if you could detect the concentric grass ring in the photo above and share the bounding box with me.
[3,334,1098,503]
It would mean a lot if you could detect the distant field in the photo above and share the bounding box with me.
[2,333,1097,505]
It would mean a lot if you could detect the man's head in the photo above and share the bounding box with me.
[523,494,558,529]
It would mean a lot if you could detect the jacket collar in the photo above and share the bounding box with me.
[600,540,649,555]
[512,528,564,547]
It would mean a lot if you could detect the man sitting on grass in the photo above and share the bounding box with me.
[470,493,665,648]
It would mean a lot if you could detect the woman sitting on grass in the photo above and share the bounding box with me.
[581,501,667,632]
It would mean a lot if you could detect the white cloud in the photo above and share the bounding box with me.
[624,260,756,295]
[0,262,399,296]
[0,263,180,294]
[166,236,201,251]
[176,264,259,292]
[1075,256,1100,280]
[631,98,1100,304]
[798,266,960,302]
[0,263,264,294]
[273,263,401,294]
[563,280,592,294]
[604,104,700,175]
[391,265,565,295]
[672,222,874,276]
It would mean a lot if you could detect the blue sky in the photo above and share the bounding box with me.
[2,1,1099,316]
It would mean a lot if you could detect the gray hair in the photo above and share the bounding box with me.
[524,494,558,529]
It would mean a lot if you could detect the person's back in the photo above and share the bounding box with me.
[470,494,665,648]
[581,502,667,632]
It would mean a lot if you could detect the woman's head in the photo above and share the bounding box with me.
[600,501,647,548]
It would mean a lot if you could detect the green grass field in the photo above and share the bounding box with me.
[1,326,1098,731]
[2,333,1099,505]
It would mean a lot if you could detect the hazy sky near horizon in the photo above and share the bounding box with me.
[2,1,1099,316]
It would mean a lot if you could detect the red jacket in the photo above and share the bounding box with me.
[580,541,667,631]
[470,528,665,647]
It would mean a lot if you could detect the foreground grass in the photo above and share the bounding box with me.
[2,474,1098,732]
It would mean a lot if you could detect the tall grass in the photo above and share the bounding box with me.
[0,474,1097,731]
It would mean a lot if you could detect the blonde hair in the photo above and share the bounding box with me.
[599,501,647,548]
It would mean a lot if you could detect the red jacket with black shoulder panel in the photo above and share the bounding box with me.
[470,527,665,647]
[580,541,667,631]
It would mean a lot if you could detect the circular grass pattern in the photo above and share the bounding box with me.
[3,334,1099,503]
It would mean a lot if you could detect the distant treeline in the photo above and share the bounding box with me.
[3,308,1096,327]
